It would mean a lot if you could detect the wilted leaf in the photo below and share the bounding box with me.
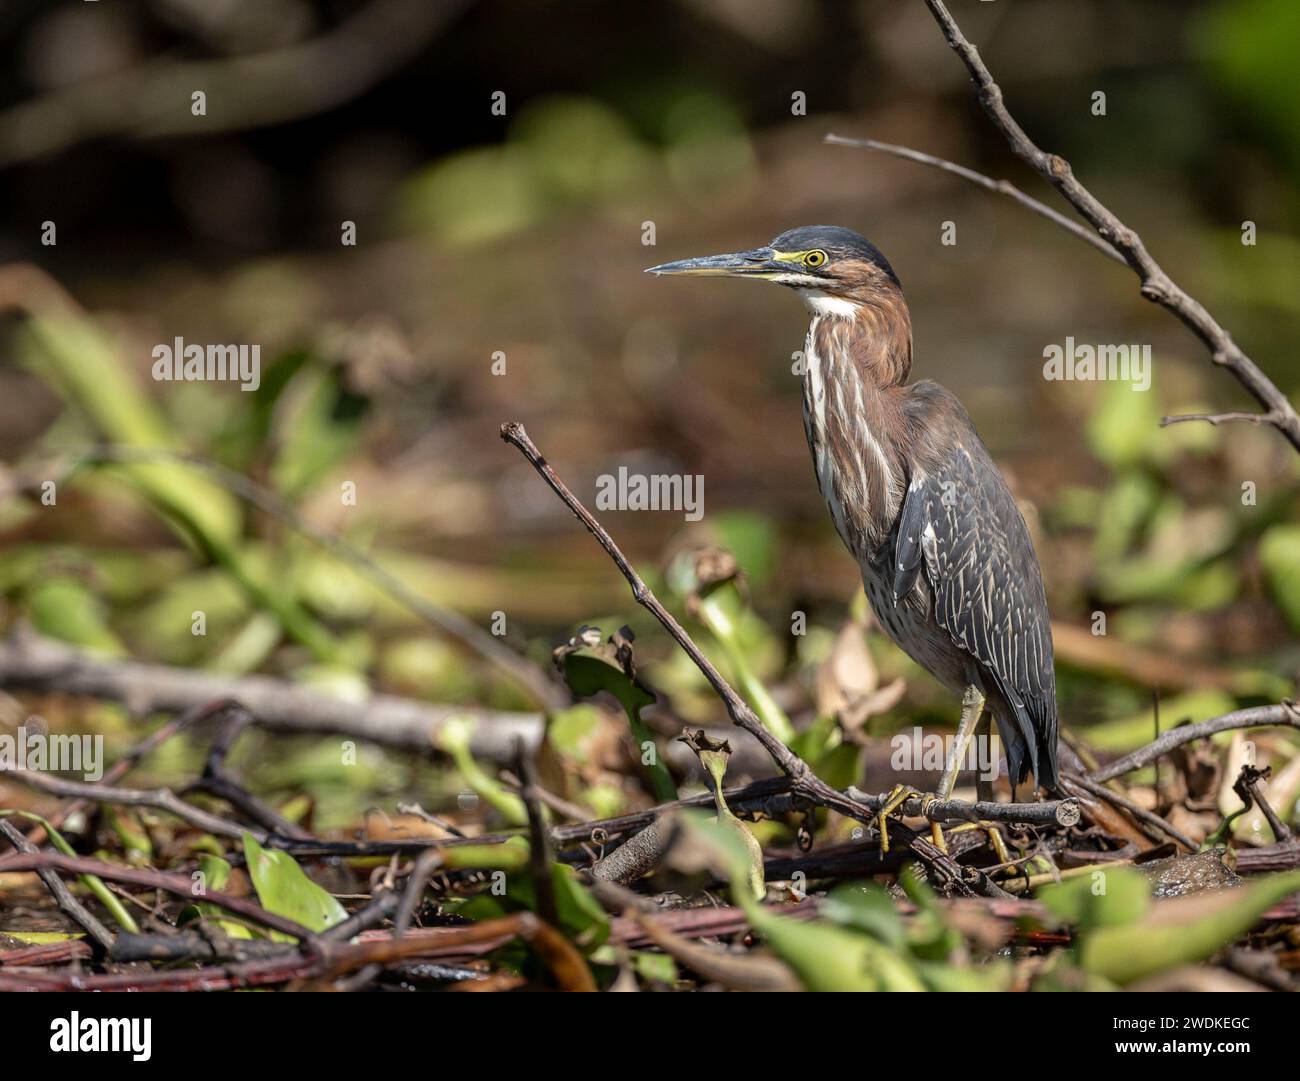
[555,626,676,801]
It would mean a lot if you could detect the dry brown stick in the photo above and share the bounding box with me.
[3,769,283,844]
[867,0,1300,451]
[1089,703,1300,783]
[516,740,559,928]
[500,421,1006,899]
[0,818,115,951]
[1234,765,1293,843]
[0,630,543,762]
[1062,771,1197,851]
[823,134,1124,264]
[20,696,238,847]
[189,703,313,841]
[0,851,316,942]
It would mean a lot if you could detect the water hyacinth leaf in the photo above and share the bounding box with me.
[551,863,610,950]
[440,837,531,872]
[820,882,907,949]
[555,627,677,801]
[433,715,528,825]
[666,551,795,743]
[27,576,126,656]
[675,814,923,992]
[455,842,608,951]
[268,362,369,501]
[0,809,139,934]
[1038,866,1151,929]
[1079,870,1300,984]
[179,854,253,940]
[242,832,347,935]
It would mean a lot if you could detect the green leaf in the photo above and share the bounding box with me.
[821,882,907,948]
[1038,866,1151,929]
[551,863,610,951]
[27,576,125,656]
[268,363,368,500]
[242,833,347,936]
[677,814,923,992]
[558,633,677,802]
[179,855,253,939]
[1079,871,1300,984]
[1260,524,1300,633]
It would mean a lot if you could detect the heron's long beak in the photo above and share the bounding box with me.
[645,247,780,278]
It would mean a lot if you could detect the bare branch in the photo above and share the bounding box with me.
[0,630,543,762]
[846,0,1300,454]
[823,134,1123,264]
[1160,410,1283,428]
[1089,702,1300,783]
[0,818,116,951]
[0,851,317,942]
[1060,772,1197,851]
[500,421,1010,898]
[4,768,284,844]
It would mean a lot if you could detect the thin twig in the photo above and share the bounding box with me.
[0,851,317,942]
[823,134,1123,264]
[3,768,285,844]
[500,421,1008,898]
[1062,772,1197,851]
[1235,765,1293,843]
[857,0,1300,453]
[1160,410,1283,428]
[0,818,115,951]
[517,739,559,928]
[0,630,543,762]
[1088,703,1300,783]
[20,696,238,847]
[188,703,313,840]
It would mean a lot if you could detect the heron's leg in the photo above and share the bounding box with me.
[937,686,984,801]
[974,708,995,804]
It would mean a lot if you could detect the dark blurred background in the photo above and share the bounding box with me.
[1,0,1298,824]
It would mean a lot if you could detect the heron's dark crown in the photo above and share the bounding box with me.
[770,225,901,287]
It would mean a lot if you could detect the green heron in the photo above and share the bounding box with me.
[648,226,1059,841]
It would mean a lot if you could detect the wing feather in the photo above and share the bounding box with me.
[892,387,1059,787]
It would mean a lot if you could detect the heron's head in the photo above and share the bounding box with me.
[646,225,900,316]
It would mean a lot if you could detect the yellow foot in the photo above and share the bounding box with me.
[948,821,1012,865]
[877,784,927,854]
[926,798,947,852]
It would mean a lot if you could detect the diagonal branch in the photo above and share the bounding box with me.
[832,0,1300,453]
[500,421,1010,898]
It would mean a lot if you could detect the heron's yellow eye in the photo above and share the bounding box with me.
[804,250,827,268]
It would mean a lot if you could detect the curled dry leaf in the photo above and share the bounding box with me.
[814,618,906,737]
